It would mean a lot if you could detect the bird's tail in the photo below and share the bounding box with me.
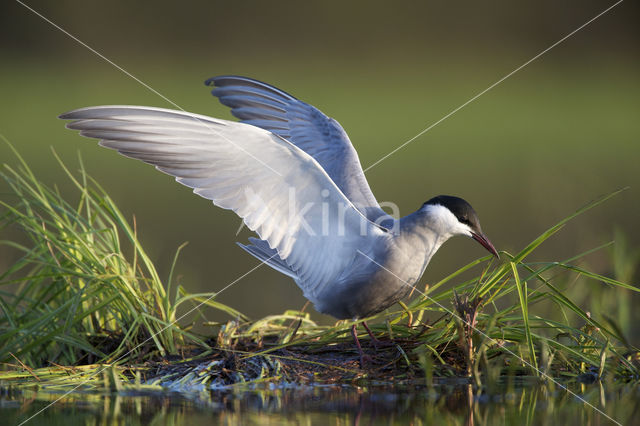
[237,237,298,279]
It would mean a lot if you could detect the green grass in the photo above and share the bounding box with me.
[0,146,639,387]
[0,144,244,367]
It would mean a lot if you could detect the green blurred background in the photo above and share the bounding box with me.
[1,1,638,338]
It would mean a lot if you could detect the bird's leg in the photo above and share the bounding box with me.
[362,321,383,350]
[351,323,371,367]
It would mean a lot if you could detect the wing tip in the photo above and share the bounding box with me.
[59,109,82,120]
[205,75,297,100]
[205,75,241,87]
[58,106,119,121]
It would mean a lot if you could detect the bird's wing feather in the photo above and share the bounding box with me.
[60,106,386,301]
[206,76,390,224]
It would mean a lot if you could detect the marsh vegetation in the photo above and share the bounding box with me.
[1,148,638,391]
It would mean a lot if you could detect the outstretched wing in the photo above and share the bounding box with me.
[60,106,386,301]
[206,75,389,224]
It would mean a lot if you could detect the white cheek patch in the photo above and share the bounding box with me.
[423,204,472,237]
[458,223,474,237]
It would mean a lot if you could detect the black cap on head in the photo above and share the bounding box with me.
[423,195,499,258]
[423,195,482,233]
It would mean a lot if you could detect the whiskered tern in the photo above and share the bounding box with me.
[60,76,498,366]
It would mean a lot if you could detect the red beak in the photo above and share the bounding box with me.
[471,232,499,258]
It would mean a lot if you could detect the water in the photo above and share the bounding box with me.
[3,381,639,425]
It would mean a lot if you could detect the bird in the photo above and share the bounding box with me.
[60,75,498,366]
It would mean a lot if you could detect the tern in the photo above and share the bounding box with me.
[60,75,498,366]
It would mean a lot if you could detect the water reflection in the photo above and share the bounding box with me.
[2,381,638,425]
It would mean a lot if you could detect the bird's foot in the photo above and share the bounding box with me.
[358,353,373,368]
